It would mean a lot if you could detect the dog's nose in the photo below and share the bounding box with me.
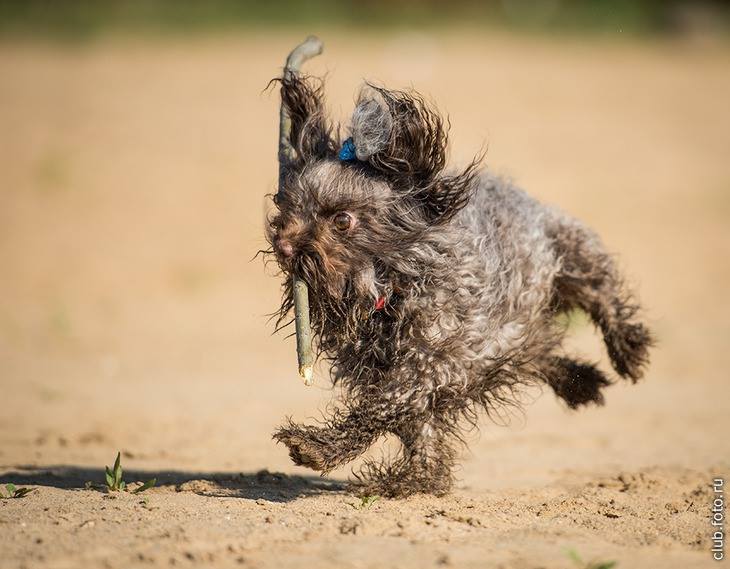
[276,238,294,258]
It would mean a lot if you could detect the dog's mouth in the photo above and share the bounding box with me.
[286,252,350,301]
[267,234,384,307]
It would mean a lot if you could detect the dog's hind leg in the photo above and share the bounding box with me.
[550,218,653,381]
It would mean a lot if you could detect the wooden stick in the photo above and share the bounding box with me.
[292,274,314,385]
[278,36,322,386]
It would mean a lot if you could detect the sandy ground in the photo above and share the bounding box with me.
[0,30,729,569]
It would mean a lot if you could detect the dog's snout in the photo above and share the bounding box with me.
[275,238,294,258]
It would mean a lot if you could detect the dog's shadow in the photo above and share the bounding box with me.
[0,465,345,503]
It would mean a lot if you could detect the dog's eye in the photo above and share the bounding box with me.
[332,212,353,232]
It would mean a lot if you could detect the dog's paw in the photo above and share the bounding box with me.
[350,459,454,498]
[273,425,334,472]
[348,472,449,499]
[548,357,611,409]
[605,321,653,382]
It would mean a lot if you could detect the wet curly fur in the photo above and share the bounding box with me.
[265,74,653,498]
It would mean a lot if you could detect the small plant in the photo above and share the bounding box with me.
[351,495,380,510]
[1,483,36,499]
[566,548,617,569]
[133,478,157,495]
[105,452,126,491]
[104,452,156,494]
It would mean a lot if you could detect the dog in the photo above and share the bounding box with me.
[265,74,653,498]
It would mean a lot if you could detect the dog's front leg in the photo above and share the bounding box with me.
[350,416,457,498]
[273,402,394,474]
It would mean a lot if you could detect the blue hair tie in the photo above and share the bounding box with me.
[338,137,357,161]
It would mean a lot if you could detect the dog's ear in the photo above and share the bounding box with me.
[279,74,336,167]
[349,85,481,223]
[350,85,445,183]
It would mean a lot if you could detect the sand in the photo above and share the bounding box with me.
[0,31,729,568]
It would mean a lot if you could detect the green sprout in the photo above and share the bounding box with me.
[105,452,126,491]
[1,483,36,499]
[133,478,157,494]
[351,495,380,510]
[104,452,156,494]
[566,548,618,569]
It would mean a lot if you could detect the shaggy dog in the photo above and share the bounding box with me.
[266,75,653,498]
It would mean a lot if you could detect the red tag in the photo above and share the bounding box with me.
[374,296,386,311]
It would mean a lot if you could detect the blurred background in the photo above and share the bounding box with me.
[1,1,730,38]
[1,0,729,488]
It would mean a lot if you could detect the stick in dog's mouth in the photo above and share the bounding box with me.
[277,36,322,386]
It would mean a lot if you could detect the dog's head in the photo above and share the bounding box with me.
[266,76,480,306]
